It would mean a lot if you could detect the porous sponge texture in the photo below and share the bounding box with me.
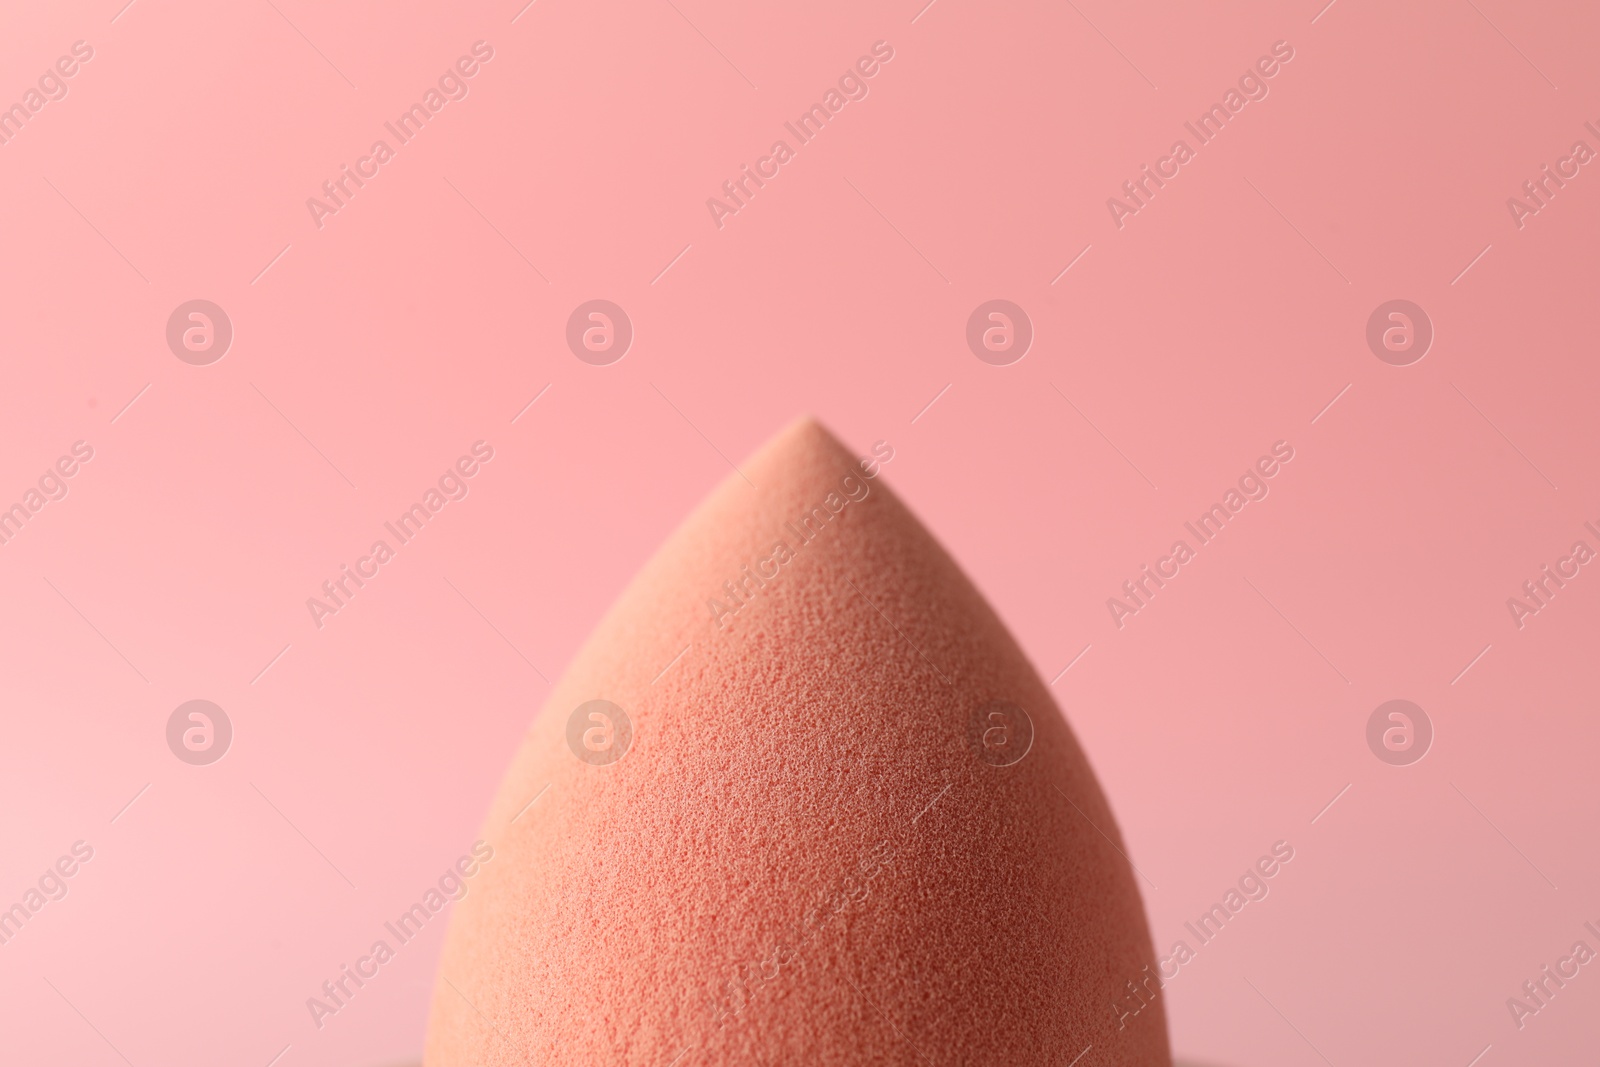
[424,418,1170,1066]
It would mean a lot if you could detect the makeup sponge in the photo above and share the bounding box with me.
[424,418,1169,1066]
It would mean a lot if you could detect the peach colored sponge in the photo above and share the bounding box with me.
[424,418,1170,1066]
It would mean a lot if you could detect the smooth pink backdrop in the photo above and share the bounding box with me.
[1,1,1597,1065]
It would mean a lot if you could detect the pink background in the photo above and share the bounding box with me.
[2,0,1597,1064]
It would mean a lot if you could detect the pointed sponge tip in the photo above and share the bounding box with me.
[425,417,1170,1065]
